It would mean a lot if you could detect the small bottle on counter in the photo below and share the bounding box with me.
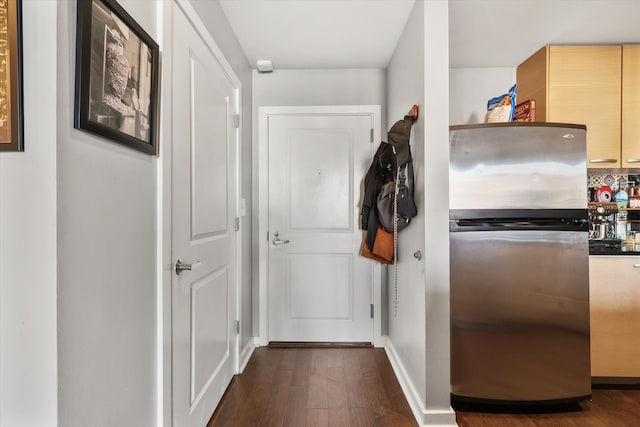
[614,188,629,209]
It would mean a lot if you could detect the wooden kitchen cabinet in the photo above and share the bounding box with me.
[589,256,640,378]
[622,45,640,168]
[517,46,622,168]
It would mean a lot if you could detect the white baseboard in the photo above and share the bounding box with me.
[384,337,458,427]
[374,333,387,348]
[238,338,256,373]
[254,335,268,347]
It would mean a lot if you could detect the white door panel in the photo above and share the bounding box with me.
[268,114,374,342]
[171,3,238,426]
[288,131,352,230]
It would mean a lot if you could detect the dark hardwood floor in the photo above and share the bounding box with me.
[455,388,640,427]
[208,346,640,427]
[207,346,417,426]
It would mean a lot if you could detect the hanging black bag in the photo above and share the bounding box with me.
[376,159,416,233]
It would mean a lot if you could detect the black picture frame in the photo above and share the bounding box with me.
[74,0,159,155]
[0,0,24,152]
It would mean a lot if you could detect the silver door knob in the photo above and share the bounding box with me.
[272,231,290,246]
[175,258,192,275]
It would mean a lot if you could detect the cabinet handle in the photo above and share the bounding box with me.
[634,264,640,269]
[626,159,640,163]
[589,159,617,164]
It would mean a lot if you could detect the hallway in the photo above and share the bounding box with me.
[207,347,417,426]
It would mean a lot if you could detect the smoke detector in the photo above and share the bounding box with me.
[256,60,274,73]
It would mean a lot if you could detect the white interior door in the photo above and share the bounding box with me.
[171,3,238,426]
[268,112,376,342]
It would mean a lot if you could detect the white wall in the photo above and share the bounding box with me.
[385,0,427,415]
[1,1,252,426]
[449,67,516,125]
[386,1,456,425]
[252,68,387,130]
[0,1,58,426]
[57,1,158,426]
[251,68,387,337]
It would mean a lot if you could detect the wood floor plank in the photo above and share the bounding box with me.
[328,406,351,427]
[311,348,329,375]
[327,367,348,410]
[308,349,329,409]
[327,366,352,425]
[278,348,297,371]
[353,348,397,417]
[373,349,414,416]
[229,380,271,426]
[374,411,419,427]
[306,408,329,427]
[342,348,370,408]
[327,347,344,368]
[292,349,313,386]
[362,368,393,416]
[308,373,328,409]
[283,385,310,427]
[349,406,376,427]
[257,369,294,427]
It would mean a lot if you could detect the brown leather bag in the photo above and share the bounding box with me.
[360,226,394,264]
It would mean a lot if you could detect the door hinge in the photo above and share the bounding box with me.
[370,128,374,143]
[370,303,374,318]
[233,114,240,129]
[235,320,240,334]
[235,217,240,231]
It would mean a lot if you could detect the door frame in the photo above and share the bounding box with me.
[159,1,243,426]
[257,105,384,347]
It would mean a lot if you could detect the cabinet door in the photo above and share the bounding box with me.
[622,45,640,167]
[516,46,549,122]
[548,46,622,168]
[590,256,640,377]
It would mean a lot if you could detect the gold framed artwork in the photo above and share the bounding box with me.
[0,0,23,152]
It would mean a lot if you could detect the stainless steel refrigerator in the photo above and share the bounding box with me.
[449,123,591,404]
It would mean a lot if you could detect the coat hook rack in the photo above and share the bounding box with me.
[407,105,419,121]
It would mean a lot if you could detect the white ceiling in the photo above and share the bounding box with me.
[219,0,640,70]
[450,0,640,68]
[218,0,415,69]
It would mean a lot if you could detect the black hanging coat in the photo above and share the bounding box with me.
[361,114,417,251]
[361,141,395,250]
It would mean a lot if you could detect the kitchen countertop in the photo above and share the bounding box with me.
[590,242,640,256]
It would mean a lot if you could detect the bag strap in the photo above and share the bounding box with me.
[393,164,400,317]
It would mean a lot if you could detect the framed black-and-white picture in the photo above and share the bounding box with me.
[0,0,24,152]
[74,0,159,155]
